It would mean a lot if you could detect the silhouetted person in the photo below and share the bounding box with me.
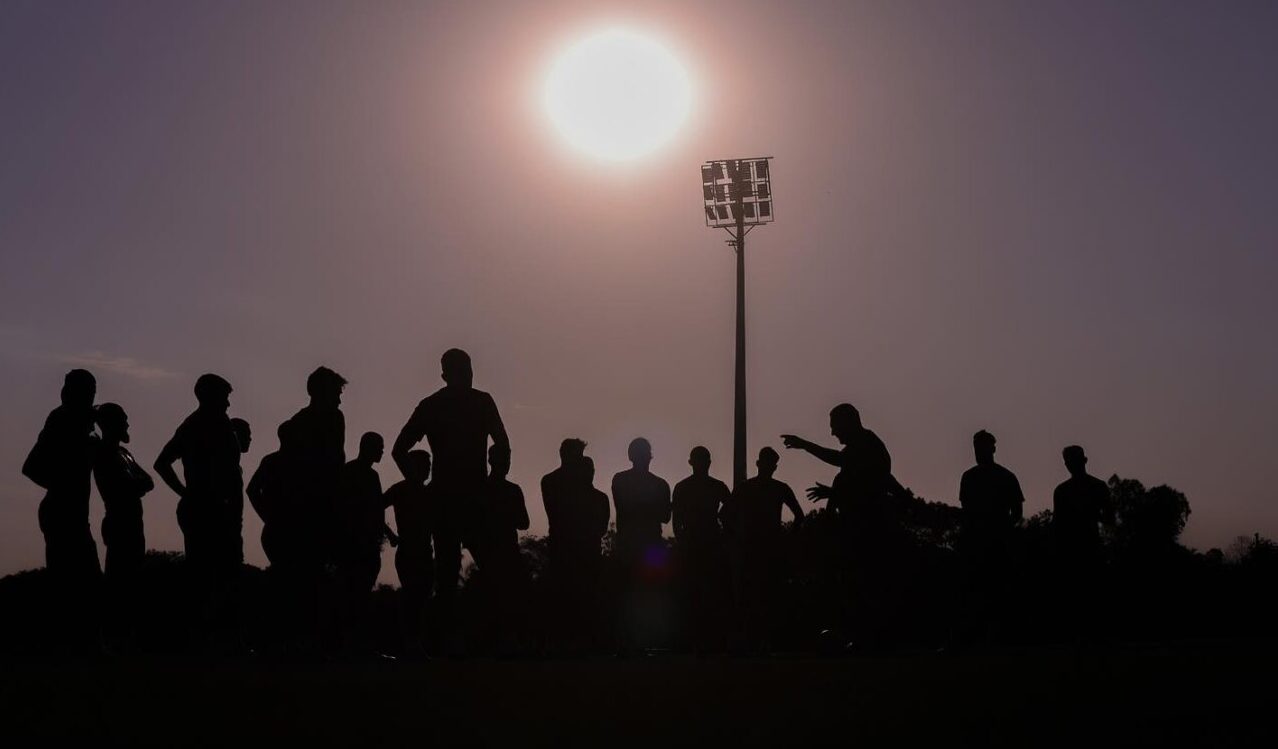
[393,349,508,618]
[23,369,101,583]
[386,449,435,654]
[722,447,803,650]
[335,432,391,652]
[155,374,243,576]
[282,366,348,569]
[469,443,529,652]
[612,437,672,651]
[955,430,1025,645]
[783,404,899,648]
[247,420,306,568]
[541,441,609,653]
[1053,445,1115,642]
[671,446,730,650]
[93,404,154,579]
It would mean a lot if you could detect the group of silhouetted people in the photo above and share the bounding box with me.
[22,349,1117,656]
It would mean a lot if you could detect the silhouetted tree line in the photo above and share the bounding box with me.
[7,358,1278,660]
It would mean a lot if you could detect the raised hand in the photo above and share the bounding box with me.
[806,483,833,502]
[781,434,809,450]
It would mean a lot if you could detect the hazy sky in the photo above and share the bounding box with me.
[3,1,1277,580]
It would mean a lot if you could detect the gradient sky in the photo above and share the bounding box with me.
[3,1,1277,581]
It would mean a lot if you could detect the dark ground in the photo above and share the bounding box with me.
[1,641,1272,747]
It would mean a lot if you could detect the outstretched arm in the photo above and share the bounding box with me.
[781,434,843,467]
[153,434,186,498]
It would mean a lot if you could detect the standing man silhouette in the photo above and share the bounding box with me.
[612,437,672,652]
[283,366,347,568]
[956,430,1025,645]
[782,403,898,648]
[154,374,243,577]
[722,447,803,650]
[672,446,730,650]
[93,404,154,579]
[1052,445,1114,640]
[23,369,101,584]
[393,349,508,644]
[335,432,389,651]
[541,440,608,653]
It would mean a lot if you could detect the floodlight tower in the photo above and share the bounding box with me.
[700,157,774,490]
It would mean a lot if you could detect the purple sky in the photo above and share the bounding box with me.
[3,1,1277,580]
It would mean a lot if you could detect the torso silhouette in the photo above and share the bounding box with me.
[959,462,1024,540]
[1053,474,1110,549]
[472,477,528,561]
[338,459,385,551]
[387,481,435,550]
[168,409,241,504]
[25,404,97,517]
[672,474,730,547]
[611,468,671,549]
[397,386,505,489]
[831,429,892,520]
[287,404,345,482]
[542,466,609,553]
[94,444,153,523]
[727,476,800,543]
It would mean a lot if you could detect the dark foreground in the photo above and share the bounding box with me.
[0,641,1271,747]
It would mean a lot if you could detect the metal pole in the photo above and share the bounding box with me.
[733,200,747,491]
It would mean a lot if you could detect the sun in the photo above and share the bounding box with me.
[543,28,693,162]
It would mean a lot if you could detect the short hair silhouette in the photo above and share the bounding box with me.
[974,430,996,448]
[307,366,347,398]
[402,449,432,483]
[62,369,96,406]
[559,438,587,462]
[1063,445,1087,472]
[441,348,472,385]
[95,402,126,430]
[194,373,232,403]
[359,431,384,453]
[830,403,862,428]
[689,445,711,465]
[628,437,653,464]
[758,446,780,466]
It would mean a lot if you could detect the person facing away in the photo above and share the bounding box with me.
[958,430,1025,548]
[724,447,805,546]
[470,443,529,574]
[672,446,731,551]
[93,403,154,579]
[386,450,436,599]
[782,403,893,531]
[392,348,508,599]
[1052,445,1114,557]
[246,419,307,568]
[542,438,588,547]
[281,366,348,565]
[154,373,243,574]
[611,437,672,562]
[23,369,101,580]
[336,432,390,593]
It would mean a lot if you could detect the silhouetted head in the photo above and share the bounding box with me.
[757,446,780,478]
[829,403,862,445]
[194,374,232,413]
[95,403,129,444]
[307,366,347,409]
[231,418,251,453]
[688,446,711,476]
[441,348,473,388]
[559,437,587,467]
[61,369,96,410]
[628,437,653,469]
[358,432,384,464]
[489,443,511,479]
[403,449,432,485]
[1062,445,1088,477]
[973,430,996,466]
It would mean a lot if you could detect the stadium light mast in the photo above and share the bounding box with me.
[701,157,774,491]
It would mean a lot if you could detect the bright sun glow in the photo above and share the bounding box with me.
[543,29,693,162]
